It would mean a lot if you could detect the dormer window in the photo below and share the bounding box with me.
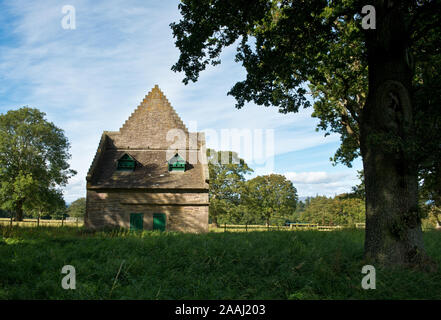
[117,154,136,171]
[168,154,186,172]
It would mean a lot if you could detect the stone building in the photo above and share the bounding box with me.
[85,85,209,232]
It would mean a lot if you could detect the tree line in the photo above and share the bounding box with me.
[208,148,364,228]
[209,152,440,230]
[208,149,297,226]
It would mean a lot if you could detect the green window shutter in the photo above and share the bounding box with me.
[153,213,166,231]
[117,154,136,171]
[168,154,186,172]
[130,213,143,231]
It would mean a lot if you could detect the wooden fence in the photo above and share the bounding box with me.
[0,218,364,231]
[214,223,361,232]
[0,218,83,227]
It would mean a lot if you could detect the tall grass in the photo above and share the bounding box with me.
[0,226,440,299]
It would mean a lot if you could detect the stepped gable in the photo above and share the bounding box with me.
[86,85,209,188]
[85,86,209,233]
[110,85,191,150]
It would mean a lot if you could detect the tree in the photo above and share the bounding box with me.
[67,197,86,220]
[207,148,253,226]
[350,169,441,229]
[0,107,76,221]
[419,167,441,229]
[242,174,298,226]
[171,1,441,266]
[27,188,66,225]
[299,195,365,226]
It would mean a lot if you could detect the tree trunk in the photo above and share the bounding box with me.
[361,3,430,267]
[15,201,24,221]
[211,216,219,228]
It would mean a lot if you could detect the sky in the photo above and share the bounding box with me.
[0,0,363,203]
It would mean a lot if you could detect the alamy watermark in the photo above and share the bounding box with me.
[361,5,376,30]
[61,5,76,30]
[165,121,275,172]
[61,265,76,289]
[361,265,376,290]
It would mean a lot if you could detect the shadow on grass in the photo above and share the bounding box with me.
[0,226,440,300]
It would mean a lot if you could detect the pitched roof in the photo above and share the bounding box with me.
[87,86,209,190]
[88,149,207,189]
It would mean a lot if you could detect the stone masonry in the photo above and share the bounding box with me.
[85,85,209,233]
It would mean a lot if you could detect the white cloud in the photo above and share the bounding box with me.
[284,171,350,184]
[284,171,360,197]
[0,0,357,203]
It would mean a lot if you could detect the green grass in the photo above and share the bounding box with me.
[1,226,441,299]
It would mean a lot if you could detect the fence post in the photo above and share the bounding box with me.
[224,223,226,232]
[246,223,248,232]
[10,214,13,227]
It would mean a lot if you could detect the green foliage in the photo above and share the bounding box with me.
[68,198,86,219]
[0,209,10,218]
[170,0,365,164]
[207,149,253,225]
[0,107,76,219]
[1,226,441,299]
[207,150,298,225]
[350,170,365,200]
[242,174,298,225]
[294,194,365,226]
[171,1,441,168]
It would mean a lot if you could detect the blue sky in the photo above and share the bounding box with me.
[0,0,363,202]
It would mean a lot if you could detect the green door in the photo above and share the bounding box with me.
[130,213,143,231]
[153,213,166,231]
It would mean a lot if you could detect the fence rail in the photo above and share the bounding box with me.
[0,218,83,227]
[0,218,363,231]
[213,223,363,232]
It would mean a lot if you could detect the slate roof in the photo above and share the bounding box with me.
[86,86,209,190]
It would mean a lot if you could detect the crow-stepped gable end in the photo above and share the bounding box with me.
[85,85,209,233]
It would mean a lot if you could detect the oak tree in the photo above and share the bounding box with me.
[242,174,298,226]
[207,148,253,226]
[0,107,76,220]
[171,0,441,266]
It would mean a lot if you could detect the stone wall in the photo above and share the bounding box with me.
[85,189,209,233]
[110,86,197,150]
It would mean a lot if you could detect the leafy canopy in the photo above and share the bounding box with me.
[0,107,76,217]
[207,148,253,224]
[242,174,298,225]
[171,0,441,166]
[68,197,86,219]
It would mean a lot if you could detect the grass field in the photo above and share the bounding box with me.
[1,226,441,299]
